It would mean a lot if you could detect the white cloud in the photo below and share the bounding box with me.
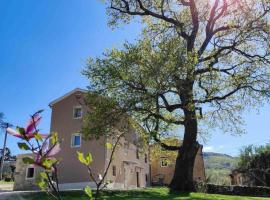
[203,146,214,152]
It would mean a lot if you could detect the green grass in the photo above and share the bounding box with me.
[0,180,13,184]
[11,187,270,200]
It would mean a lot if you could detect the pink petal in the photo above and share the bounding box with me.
[47,144,61,157]
[25,133,35,139]
[35,153,41,163]
[51,166,57,172]
[6,128,23,139]
[41,141,49,153]
[25,115,41,134]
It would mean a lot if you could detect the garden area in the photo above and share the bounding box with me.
[2,188,270,200]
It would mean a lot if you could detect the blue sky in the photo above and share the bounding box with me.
[0,0,269,157]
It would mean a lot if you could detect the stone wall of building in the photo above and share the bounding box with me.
[13,154,43,191]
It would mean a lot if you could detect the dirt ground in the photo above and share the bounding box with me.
[0,183,13,192]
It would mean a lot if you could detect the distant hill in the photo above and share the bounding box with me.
[203,152,238,170]
[203,152,238,185]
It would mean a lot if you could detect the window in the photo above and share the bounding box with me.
[161,158,168,167]
[26,167,35,179]
[112,166,116,176]
[136,149,139,159]
[71,133,81,147]
[145,174,148,183]
[73,106,82,119]
[145,154,148,163]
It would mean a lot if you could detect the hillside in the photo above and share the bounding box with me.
[203,152,238,185]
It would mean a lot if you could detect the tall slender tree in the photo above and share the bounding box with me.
[84,0,270,191]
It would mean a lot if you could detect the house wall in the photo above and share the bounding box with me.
[230,171,254,186]
[50,90,150,190]
[50,91,106,189]
[151,146,206,185]
[13,89,150,191]
[13,154,43,191]
[105,135,150,189]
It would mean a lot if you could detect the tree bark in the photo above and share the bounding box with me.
[169,116,200,191]
[170,83,200,191]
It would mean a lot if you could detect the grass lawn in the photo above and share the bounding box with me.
[0,180,13,185]
[13,187,270,200]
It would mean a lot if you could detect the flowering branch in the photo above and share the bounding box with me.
[6,111,62,200]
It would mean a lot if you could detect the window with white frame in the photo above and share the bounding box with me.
[71,133,81,147]
[160,158,168,167]
[26,167,35,180]
[73,106,82,119]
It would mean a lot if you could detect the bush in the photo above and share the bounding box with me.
[4,177,12,182]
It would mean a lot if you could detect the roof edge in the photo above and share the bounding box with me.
[49,88,87,107]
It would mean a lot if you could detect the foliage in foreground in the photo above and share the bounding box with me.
[8,187,270,200]
[6,111,62,200]
[77,132,123,200]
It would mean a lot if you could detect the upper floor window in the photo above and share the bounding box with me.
[145,154,148,163]
[112,165,116,176]
[136,149,140,159]
[71,133,81,148]
[26,167,35,180]
[73,106,82,119]
[161,158,168,167]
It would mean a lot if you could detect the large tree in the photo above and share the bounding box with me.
[84,0,270,191]
[0,148,16,163]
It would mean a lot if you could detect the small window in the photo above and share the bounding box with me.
[26,167,35,179]
[71,134,81,147]
[73,106,82,119]
[161,158,168,167]
[145,154,148,163]
[136,149,139,159]
[112,166,116,176]
[145,174,148,182]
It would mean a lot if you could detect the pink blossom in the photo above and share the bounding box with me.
[34,142,61,170]
[6,114,47,140]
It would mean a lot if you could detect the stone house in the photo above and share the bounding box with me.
[13,154,43,190]
[230,169,254,186]
[150,142,206,185]
[13,88,150,190]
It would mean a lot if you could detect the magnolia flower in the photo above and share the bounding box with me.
[34,141,61,170]
[6,114,47,140]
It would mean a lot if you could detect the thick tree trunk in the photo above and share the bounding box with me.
[169,116,200,191]
[170,82,200,191]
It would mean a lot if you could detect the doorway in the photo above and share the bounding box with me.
[136,172,140,188]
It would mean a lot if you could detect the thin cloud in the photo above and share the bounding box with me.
[203,146,214,152]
